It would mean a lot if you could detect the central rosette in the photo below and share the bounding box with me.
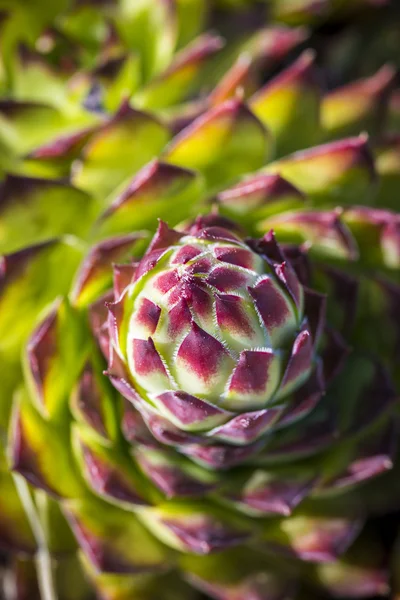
[108,224,317,452]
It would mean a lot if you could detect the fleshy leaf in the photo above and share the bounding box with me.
[164,99,272,189]
[374,135,400,211]
[134,34,224,110]
[0,239,83,351]
[65,494,172,574]
[312,534,389,597]
[72,102,170,198]
[262,514,362,562]
[135,445,218,498]
[216,173,305,231]
[322,65,396,139]
[182,547,297,600]
[25,299,89,416]
[71,234,145,307]
[224,467,316,517]
[70,360,119,442]
[10,388,84,498]
[264,136,376,207]
[82,560,197,600]
[152,391,231,433]
[73,425,152,509]
[250,51,321,157]
[95,160,204,238]
[264,209,358,261]
[0,175,94,253]
[0,100,65,157]
[139,500,253,554]
[115,0,176,81]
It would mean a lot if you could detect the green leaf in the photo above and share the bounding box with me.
[250,51,322,157]
[321,66,396,140]
[264,135,376,206]
[82,558,196,600]
[0,238,83,352]
[10,387,85,498]
[95,160,205,238]
[374,136,400,211]
[72,103,170,199]
[115,0,177,82]
[71,234,146,307]
[0,175,96,253]
[24,299,90,417]
[164,100,272,190]
[64,493,173,573]
[133,34,223,110]
[175,0,208,49]
[101,54,141,113]
[72,423,155,509]
[0,101,65,156]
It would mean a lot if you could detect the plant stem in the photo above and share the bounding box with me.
[13,475,58,600]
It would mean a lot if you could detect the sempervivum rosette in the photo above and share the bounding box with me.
[105,222,323,473]
[72,215,398,599]
[4,205,399,600]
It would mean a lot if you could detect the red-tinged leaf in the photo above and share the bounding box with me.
[27,126,95,160]
[73,101,170,198]
[226,350,281,410]
[264,135,376,207]
[153,391,231,432]
[25,299,89,416]
[71,361,116,441]
[263,516,363,563]
[209,55,254,106]
[121,400,154,447]
[250,51,321,156]
[231,470,316,516]
[249,276,298,346]
[215,293,265,350]
[175,322,234,398]
[207,265,252,293]
[130,298,161,339]
[164,99,272,188]
[217,173,305,225]
[65,497,170,574]
[74,434,150,508]
[182,441,264,470]
[134,33,224,109]
[135,447,216,499]
[265,209,358,261]
[113,263,137,300]
[214,246,259,270]
[278,328,314,397]
[71,234,144,307]
[142,504,252,555]
[130,338,171,393]
[96,163,202,237]
[209,408,283,445]
[322,65,396,138]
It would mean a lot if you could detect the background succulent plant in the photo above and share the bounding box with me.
[0,1,400,600]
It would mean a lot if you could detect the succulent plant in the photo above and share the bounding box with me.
[0,1,400,600]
